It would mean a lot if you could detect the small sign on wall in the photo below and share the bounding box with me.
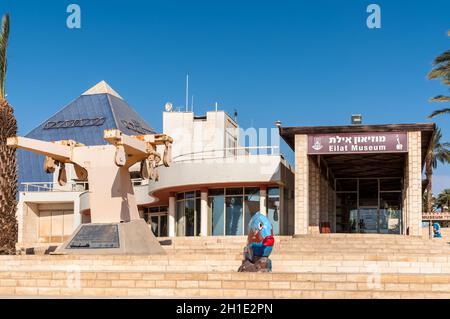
[307,132,408,155]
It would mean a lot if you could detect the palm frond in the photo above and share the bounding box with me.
[428,127,450,169]
[0,13,10,99]
[427,62,450,80]
[432,50,450,65]
[428,107,450,118]
[429,95,450,103]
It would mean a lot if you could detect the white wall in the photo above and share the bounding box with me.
[163,111,239,161]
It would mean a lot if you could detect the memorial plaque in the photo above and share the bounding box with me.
[68,224,120,249]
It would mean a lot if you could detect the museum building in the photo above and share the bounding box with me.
[16,82,294,247]
[15,81,436,249]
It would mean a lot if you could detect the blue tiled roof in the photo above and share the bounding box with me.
[18,92,155,189]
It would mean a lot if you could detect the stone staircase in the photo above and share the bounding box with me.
[2,234,449,298]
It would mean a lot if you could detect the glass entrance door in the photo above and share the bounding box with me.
[358,206,378,233]
[336,178,402,234]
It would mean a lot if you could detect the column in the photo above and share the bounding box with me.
[328,184,336,233]
[168,194,176,237]
[402,161,409,235]
[294,134,309,235]
[73,198,82,229]
[406,131,422,236]
[308,158,320,234]
[200,190,208,236]
[260,187,267,215]
[279,187,285,235]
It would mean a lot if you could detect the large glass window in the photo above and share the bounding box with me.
[176,191,201,236]
[335,178,402,234]
[358,179,378,207]
[176,200,185,236]
[336,193,358,233]
[185,196,195,236]
[210,195,225,236]
[226,196,243,235]
[209,187,261,236]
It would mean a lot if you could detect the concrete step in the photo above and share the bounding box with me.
[1,254,449,274]
[19,234,449,256]
[0,271,449,298]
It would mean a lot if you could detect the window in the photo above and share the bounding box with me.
[176,191,201,236]
[208,187,261,236]
[226,196,243,235]
[210,195,225,236]
[335,178,402,234]
[143,206,168,237]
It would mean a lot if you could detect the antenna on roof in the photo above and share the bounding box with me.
[215,102,218,112]
[185,74,189,112]
[191,95,194,114]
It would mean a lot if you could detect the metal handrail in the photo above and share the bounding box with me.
[22,179,146,192]
[173,146,281,161]
[21,181,88,192]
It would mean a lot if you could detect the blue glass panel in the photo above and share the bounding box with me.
[226,196,243,235]
[185,199,195,237]
[211,196,224,236]
[268,187,280,235]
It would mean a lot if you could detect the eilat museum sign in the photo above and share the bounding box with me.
[308,132,408,154]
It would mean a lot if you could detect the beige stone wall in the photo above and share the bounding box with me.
[405,131,422,236]
[319,174,328,223]
[308,157,320,233]
[21,203,39,244]
[294,135,336,235]
[294,134,309,234]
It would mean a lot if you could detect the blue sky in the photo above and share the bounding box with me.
[1,0,449,192]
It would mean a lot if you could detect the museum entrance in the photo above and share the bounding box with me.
[335,178,402,234]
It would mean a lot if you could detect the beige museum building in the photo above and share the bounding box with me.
[14,82,437,248]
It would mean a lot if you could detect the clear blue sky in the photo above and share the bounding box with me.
[1,0,449,192]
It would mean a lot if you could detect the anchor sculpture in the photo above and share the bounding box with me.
[7,129,173,255]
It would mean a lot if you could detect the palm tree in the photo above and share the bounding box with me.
[435,189,450,212]
[427,33,450,118]
[424,127,450,213]
[423,190,436,212]
[0,13,17,254]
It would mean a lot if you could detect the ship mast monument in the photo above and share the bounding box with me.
[7,129,173,255]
